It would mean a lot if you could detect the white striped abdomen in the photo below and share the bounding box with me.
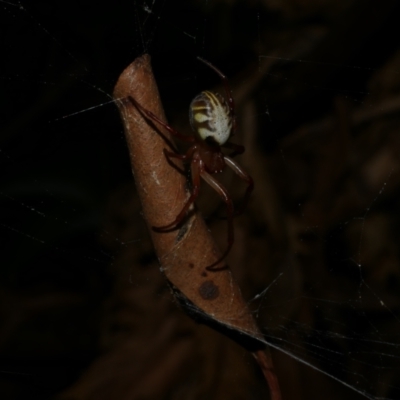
[189,91,232,145]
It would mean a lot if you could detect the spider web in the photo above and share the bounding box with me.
[1,0,400,399]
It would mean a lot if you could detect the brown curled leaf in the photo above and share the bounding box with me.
[113,54,281,400]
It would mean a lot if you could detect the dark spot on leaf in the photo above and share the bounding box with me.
[201,271,207,277]
[199,280,219,300]
[188,262,194,268]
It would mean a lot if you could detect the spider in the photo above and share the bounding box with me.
[128,57,253,271]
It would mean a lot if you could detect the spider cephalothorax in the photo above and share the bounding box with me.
[128,57,253,271]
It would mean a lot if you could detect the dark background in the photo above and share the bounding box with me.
[1,0,400,399]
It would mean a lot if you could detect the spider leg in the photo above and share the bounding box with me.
[200,171,234,271]
[221,142,244,158]
[164,150,188,161]
[163,145,197,174]
[128,96,195,143]
[224,156,254,216]
[153,152,202,232]
[163,144,196,161]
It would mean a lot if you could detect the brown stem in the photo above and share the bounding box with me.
[254,349,282,400]
[113,54,282,400]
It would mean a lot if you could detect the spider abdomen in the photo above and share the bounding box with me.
[189,91,232,145]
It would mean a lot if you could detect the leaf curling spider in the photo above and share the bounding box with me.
[128,57,253,271]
